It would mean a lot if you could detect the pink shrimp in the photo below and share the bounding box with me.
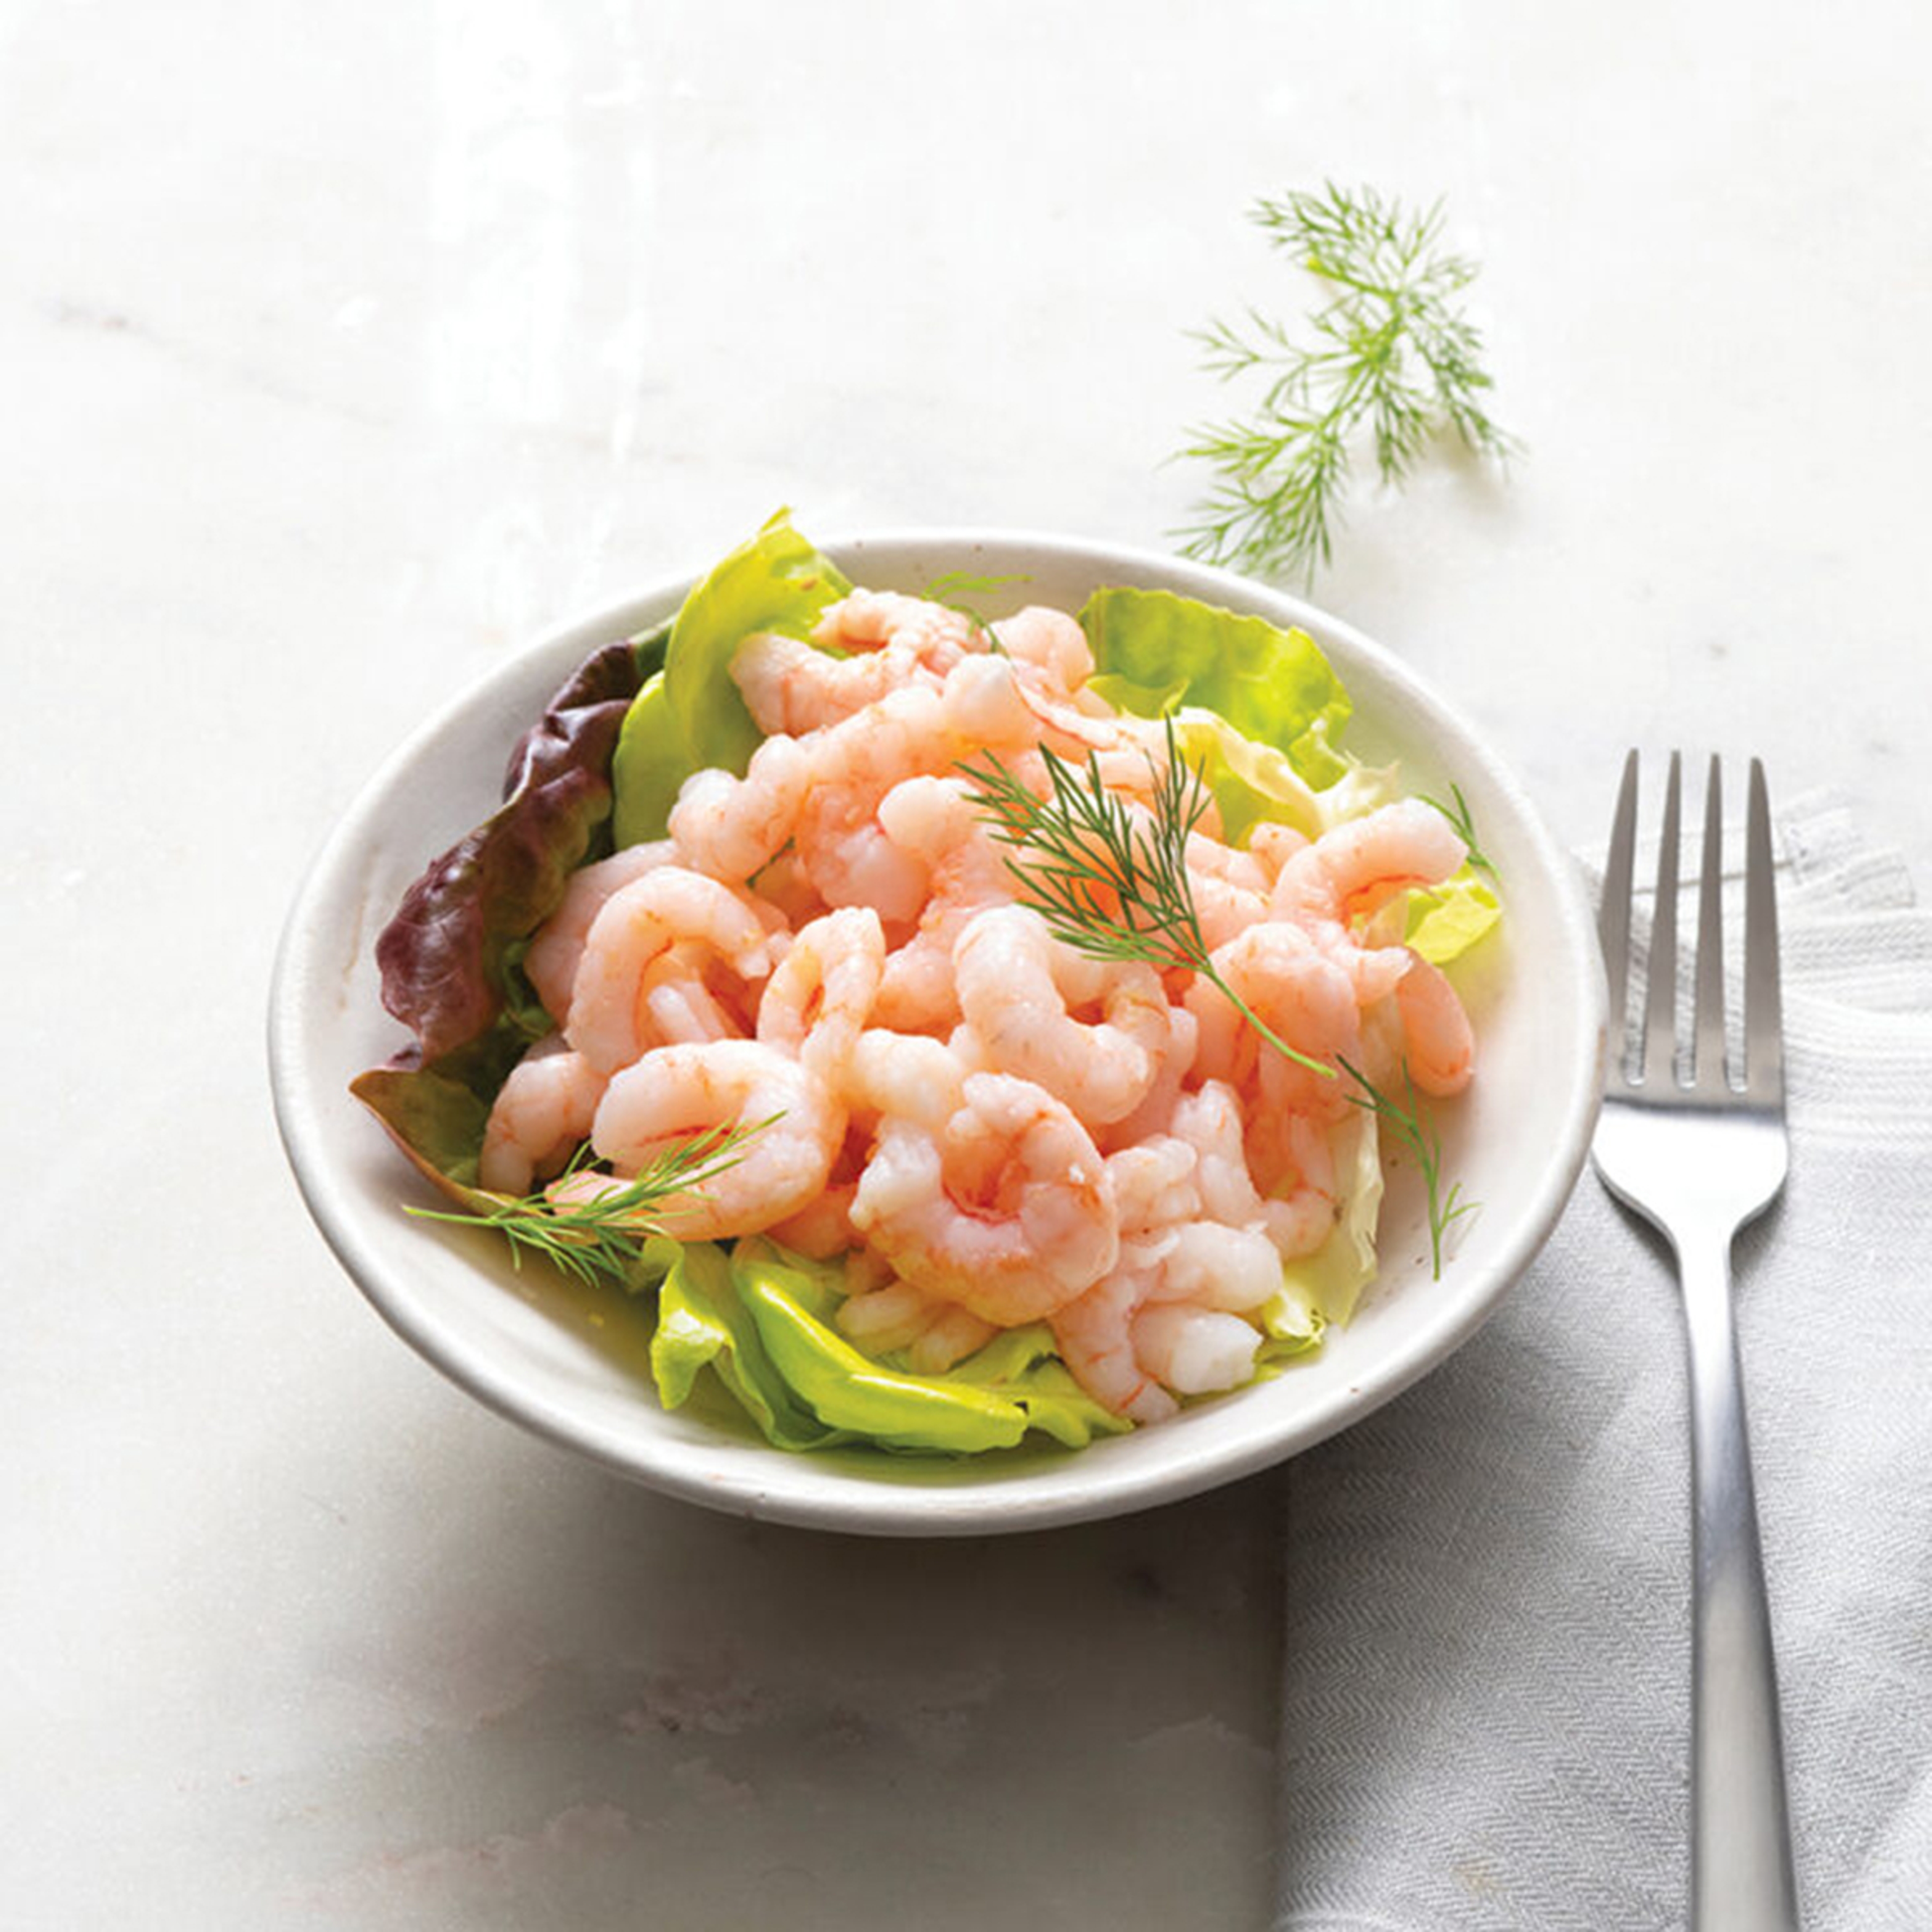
[869,775,1017,1032]
[793,685,958,921]
[1392,952,1476,1095]
[766,1120,874,1259]
[938,652,1041,750]
[1105,1136,1201,1236]
[591,1039,842,1240]
[668,733,814,883]
[747,849,828,930]
[524,840,677,1024]
[991,605,1094,693]
[952,906,1171,1128]
[1271,798,1467,930]
[566,868,782,1076]
[755,907,888,1084]
[1099,1002,1200,1152]
[1051,1220,1277,1420]
[1170,1078,1337,1260]
[478,1040,608,1195]
[1207,920,1361,1120]
[844,1028,970,1132]
[1051,1268,1178,1423]
[1190,872,1270,951]
[733,631,945,736]
[1186,832,1271,896]
[849,1072,1119,1325]
[834,1277,998,1374]
[811,588,978,671]
[632,941,750,1046]
[1248,821,1311,883]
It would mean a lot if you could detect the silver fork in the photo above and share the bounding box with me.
[1592,751,1800,1932]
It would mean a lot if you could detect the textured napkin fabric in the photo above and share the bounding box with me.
[1275,792,1932,1932]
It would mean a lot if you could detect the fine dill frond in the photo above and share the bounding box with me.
[1419,781,1496,876]
[920,570,1030,655]
[960,719,1334,1080]
[1176,183,1517,585]
[1338,1057,1477,1279]
[407,1117,776,1289]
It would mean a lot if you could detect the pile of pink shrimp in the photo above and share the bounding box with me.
[479,588,1476,1424]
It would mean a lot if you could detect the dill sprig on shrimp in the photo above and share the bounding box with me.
[960,718,1335,1081]
[918,570,1029,655]
[407,1119,776,1290]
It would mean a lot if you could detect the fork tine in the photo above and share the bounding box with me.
[1744,758,1785,1101]
[1641,752,1683,1088]
[1693,756,1728,1089]
[1599,750,1640,1067]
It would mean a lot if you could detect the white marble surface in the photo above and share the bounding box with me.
[4,2,1927,1925]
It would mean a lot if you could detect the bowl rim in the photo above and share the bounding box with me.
[269,525,1605,1535]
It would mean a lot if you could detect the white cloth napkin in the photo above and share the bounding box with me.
[1274,791,1932,1932]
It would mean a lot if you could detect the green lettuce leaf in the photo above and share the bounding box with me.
[611,511,851,847]
[651,1241,850,1452]
[731,1244,1033,1453]
[1406,867,1502,964]
[714,1242,1130,1454]
[1254,1281,1325,1375]
[604,671,685,850]
[1080,586,1351,786]
[938,1322,1131,1448]
[1169,710,1399,846]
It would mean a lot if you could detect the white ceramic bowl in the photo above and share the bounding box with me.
[269,531,1604,1536]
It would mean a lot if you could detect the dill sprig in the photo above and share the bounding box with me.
[920,570,1030,655]
[960,718,1334,1080]
[406,1119,774,1289]
[1418,780,1496,876]
[1176,183,1516,585]
[1339,1057,1476,1279]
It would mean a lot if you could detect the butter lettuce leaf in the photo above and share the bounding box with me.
[714,1242,1130,1454]
[1169,710,1399,846]
[651,1241,850,1452]
[611,510,851,847]
[731,1244,1033,1453]
[604,671,685,850]
[1079,586,1351,786]
[1406,867,1502,964]
[939,1323,1131,1448]
[1254,1282,1325,1375]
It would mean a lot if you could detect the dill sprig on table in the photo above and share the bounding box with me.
[1339,1057,1476,1279]
[407,1119,774,1290]
[1177,183,1516,585]
[960,719,1334,1080]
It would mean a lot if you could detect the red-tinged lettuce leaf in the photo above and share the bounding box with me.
[350,1028,532,1202]
[374,627,667,1065]
[354,624,669,1190]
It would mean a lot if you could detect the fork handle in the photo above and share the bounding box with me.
[1679,1239,1802,1931]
